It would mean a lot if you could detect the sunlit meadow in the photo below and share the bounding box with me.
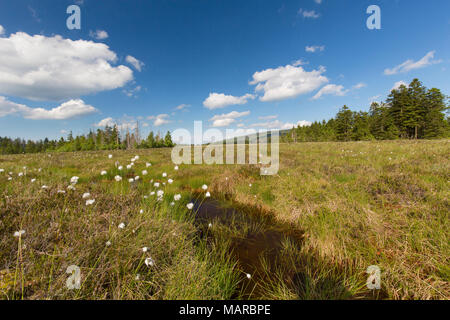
[0,140,449,299]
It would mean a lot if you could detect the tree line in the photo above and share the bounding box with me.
[281,79,449,143]
[0,123,174,154]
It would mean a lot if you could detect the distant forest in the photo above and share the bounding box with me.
[0,78,448,155]
[0,125,174,154]
[281,78,449,143]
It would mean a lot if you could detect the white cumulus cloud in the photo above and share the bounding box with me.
[0,25,5,36]
[250,63,328,102]
[391,80,408,91]
[147,114,170,126]
[384,51,441,75]
[312,84,348,100]
[203,93,255,109]
[209,110,250,127]
[125,55,144,72]
[0,32,133,101]
[0,96,97,120]
[89,30,109,40]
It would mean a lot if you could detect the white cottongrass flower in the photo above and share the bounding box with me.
[128,178,134,183]
[105,241,111,247]
[134,155,139,160]
[202,184,208,190]
[246,273,251,279]
[101,170,107,176]
[145,257,155,267]
[150,191,155,196]
[162,172,167,177]
[82,192,91,199]
[18,172,23,177]
[0,169,4,173]
[170,202,175,206]
[249,183,252,187]
[153,182,160,188]
[142,170,148,175]
[41,185,48,189]
[67,185,76,190]
[142,247,148,252]
[208,223,212,228]
[186,203,194,210]
[127,164,132,170]
[108,154,113,159]
[146,162,152,168]
[86,199,95,206]
[57,190,66,194]
[70,176,79,184]
[31,178,36,183]
[174,194,181,201]
[118,166,123,170]
[205,192,211,198]
[8,177,12,181]
[174,166,179,171]
[115,175,122,182]
[139,209,144,214]
[14,230,25,237]
[134,176,140,181]
[167,179,173,184]
[118,223,125,229]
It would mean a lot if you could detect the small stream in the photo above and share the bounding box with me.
[191,197,304,299]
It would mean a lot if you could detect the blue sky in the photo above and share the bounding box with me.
[0,0,449,140]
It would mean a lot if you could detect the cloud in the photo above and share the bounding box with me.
[312,84,348,100]
[209,110,250,127]
[384,51,442,75]
[298,9,320,18]
[96,117,115,127]
[203,93,255,109]
[314,0,323,4]
[147,114,170,126]
[125,55,144,72]
[391,80,408,91]
[352,82,367,90]
[258,115,278,120]
[89,30,109,40]
[250,63,328,102]
[0,32,133,101]
[305,45,325,53]
[123,85,142,97]
[0,96,97,120]
[175,104,190,110]
[292,59,308,66]
[249,120,311,130]
[0,25,5,36]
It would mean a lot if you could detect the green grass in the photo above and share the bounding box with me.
[0,139,449,299]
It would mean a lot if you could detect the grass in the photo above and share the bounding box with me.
[0,139,449,299]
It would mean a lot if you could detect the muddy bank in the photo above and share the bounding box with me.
[191,197,304,299]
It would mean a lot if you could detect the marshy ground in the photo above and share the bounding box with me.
[0,140,449,299]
